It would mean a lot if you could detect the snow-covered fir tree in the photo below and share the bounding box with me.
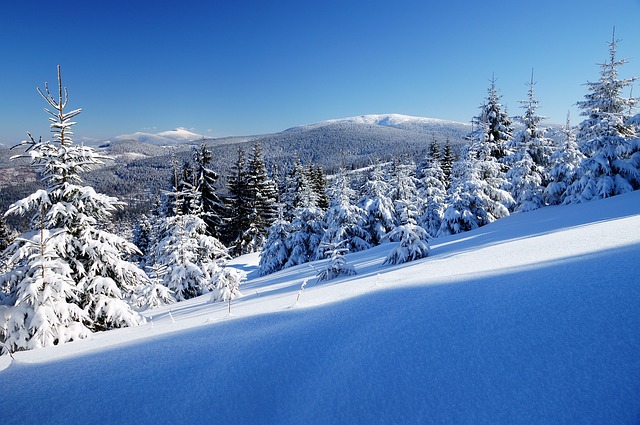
[383,158,430,265]
[222,148,251,255]
[240,141,278,255]
[0,67,147,352]
[283,167,326,269]
[152,164,241,302]
[437,152,482,236]
[564,32,640,203]
[257,205,291,276]
[137,264,175,310]
[544,113,585,205]
[384,199,430,265]
[440,139,455,188]
[315,241,357,282]
[358,162,397,246]
[417,142,447,237]
[193,143,226,239]
[438,118,513,236]
[317,168,370,258]
[476,76,514,164]
[506,73,554,212]
[130,214,154,268]
[0,222,91,353]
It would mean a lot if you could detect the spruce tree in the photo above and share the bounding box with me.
[358,162,397,246]
[564,32,640,203]
[317,168,370,258]
[152,164,240,302]
[416,140,447,237]
[258,205,291,276]
[478,76,514,163]
[193,143,225,239]
[506,73,553,212]
[544,113,585,205]
[0,67,146,352]
[241,141,278,254]
[440,139,455,188]
[223,148,251,255]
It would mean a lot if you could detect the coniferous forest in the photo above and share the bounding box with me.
[1,33,640,354]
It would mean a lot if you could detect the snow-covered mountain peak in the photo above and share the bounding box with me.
[290,113,470,134]
[112,127,202,145]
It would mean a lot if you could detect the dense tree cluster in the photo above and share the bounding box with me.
[2,33,640,354]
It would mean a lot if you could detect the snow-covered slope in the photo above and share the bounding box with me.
[1,192,640,424]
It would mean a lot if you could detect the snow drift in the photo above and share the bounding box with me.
[1,191,639,424]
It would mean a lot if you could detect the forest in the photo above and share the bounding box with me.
[1,33,639,355]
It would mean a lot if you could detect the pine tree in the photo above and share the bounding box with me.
[193,143,226,239]
[438,124,513,236]
[440,139,455,188]
[283,168,326,269]
[477,76,514,164]
[544,113,585,205]
[358,162,397,246]
[241,141,278,254]
[152,166,240,302]
[130,214,153,268]
[417,146,447,237]
[315,241,357,282]
[383,199,430,265]
[506,73,553,212]
[258,205,291,276]
[317,169,370,258]
[222,148,251,255]
[0,216,10,255]
[0,67,146,351]
[564,31,640,203]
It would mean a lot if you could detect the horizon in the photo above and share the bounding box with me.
[1,0,640,144]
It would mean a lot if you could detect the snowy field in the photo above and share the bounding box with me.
[1,191,639,424]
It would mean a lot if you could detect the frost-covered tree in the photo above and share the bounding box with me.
[241,141,278,254]
[1,67,147,351]
[283,171,326,269]
[130,214,154,268]
[0,223,91,353]
[506,74,553,212]
[317,169,370,258]
[136,264,175,310]
[475,76,514,164]
[384,199,430,265]
[222,148,251,254]
[258,205,291,276]
[193,143,226,239]
[358,163,397,246]
[544,113,585,205]
[564,32,640,203]
[440,139,455,188]
[437,153,483,236]
[315,241,357,282]
[417,147,447,237]
[152,165,239,302]
[438,119,513,236]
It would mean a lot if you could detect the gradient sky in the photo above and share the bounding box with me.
[2,0,640,144]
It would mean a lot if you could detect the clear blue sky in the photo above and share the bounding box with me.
[2,0,640,144]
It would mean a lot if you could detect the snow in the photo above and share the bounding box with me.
[2,191,640,424]
[293,113,471,132]
[113,127,201,145]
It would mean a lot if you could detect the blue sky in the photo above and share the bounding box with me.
[1,0,640,144]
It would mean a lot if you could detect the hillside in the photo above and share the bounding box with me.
[0,114,471,227]
[1,191,639,424]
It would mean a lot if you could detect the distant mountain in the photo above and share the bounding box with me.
[1,114,474,229]
[292,113,470,134]
[112,128,203,145]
